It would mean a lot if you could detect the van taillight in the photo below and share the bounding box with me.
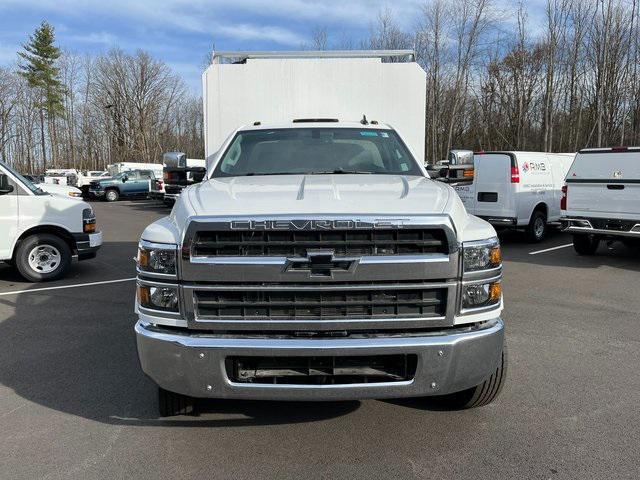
[510,166,520,183]
[560,185,567,210]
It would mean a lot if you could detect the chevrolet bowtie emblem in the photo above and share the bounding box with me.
[284,249,358,277]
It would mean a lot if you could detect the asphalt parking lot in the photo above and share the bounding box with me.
[1,200,639,480]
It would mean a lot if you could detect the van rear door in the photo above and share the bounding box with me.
[566,149,640,219]
[470,153,516,220]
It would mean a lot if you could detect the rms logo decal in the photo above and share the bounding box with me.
[521,161,546,173]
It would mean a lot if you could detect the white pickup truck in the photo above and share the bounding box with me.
[0,161,102,282]
[561,147,640,254]
[134,120,506,416]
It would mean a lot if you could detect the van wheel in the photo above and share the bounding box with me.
[435,346,507,409]
[15,233,72,282]
[158,387,195,417]
[621,238,640,250]
[526,210,547,242]
[105,189,119,202]
[573,234,600,255]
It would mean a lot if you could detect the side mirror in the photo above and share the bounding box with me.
[121,175,128,183]
[0,184,14,195]
[425,165,444,178]
[448,150,474,166]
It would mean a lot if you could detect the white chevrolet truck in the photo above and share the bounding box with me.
[134,120,506,415]
[134,51,505,416]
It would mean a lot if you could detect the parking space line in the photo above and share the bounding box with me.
[0,277,136,296]
[529,243,573,255]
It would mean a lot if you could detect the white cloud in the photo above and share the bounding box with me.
[214,23,305,45]
[67,31,117,45]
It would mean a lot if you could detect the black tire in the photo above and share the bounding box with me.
[621,238,640,250]
[15,233,72,282]
[572,234,600,255]
[435,346,507,409]
[105,188,119,202]
[525,209,547,243]
[158,387,195,417]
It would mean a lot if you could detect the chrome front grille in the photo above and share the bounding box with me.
[194,284,446,321]
[179,216,459,331]
[192,228,450,257]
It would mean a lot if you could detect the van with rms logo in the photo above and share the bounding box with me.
[454,151,574,242]
[561,147,640,254]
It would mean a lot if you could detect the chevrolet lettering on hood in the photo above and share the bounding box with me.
[229,219,408,230]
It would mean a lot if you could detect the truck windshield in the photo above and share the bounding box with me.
[213,128,423,177]
[0,160,47,195]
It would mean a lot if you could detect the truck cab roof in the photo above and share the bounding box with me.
[237,120,394,132]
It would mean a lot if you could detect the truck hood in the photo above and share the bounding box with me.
[183,174,451,216]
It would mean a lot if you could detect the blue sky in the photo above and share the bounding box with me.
[0,0,545,93]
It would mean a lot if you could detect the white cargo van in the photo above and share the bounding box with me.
[0,160,102,281]
[454,151,575,241]
[561,147,640,254]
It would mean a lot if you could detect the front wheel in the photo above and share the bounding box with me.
[15,233,72,282]
[434,347,507,409]
[526,210,547,242]
[573,234,600,255]
[105,189,119,202]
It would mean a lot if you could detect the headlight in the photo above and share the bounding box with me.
[463,237,501,272]
[137,242,177,275]
[69,191,82,197]
[137,284,179,312]
[462,281,501,310]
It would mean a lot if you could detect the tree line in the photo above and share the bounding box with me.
[0,22,203,173]
[314,0,640,161]
[2,0,640,173]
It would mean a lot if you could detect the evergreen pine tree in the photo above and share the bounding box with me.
[17,21,65,167]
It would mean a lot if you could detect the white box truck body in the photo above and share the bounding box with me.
[202,51,426,164]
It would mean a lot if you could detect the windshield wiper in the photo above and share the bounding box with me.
[323,169,374,174]
[238,169,374,176]
[241,172,304,176]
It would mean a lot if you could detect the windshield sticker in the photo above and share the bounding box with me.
[380,132,389,138]
[360,131,378,137]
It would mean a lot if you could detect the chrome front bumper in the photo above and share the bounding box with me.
[72,231,102,260]
[135,317,504,400]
